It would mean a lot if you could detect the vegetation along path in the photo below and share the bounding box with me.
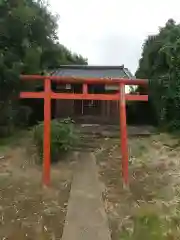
[1,125,180,240]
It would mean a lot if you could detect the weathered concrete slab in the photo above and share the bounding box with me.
[62,152,111,240]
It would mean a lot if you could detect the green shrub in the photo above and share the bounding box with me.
[32,118,79,163]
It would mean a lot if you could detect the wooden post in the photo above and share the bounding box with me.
[20,75,148,186]
[43,78,51,186]
[82,83,88,115]
[119,83,129,187]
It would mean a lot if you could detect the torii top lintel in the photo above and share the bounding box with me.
[19,74,148,187]
[20,75,148,86]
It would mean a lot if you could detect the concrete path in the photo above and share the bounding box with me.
[61,152,111,240]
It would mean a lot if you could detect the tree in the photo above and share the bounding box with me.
[136,19,180,129]
[0,0,87,136]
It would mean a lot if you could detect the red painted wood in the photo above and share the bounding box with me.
[83,83,88,94]
[20,92,148,101]
[20,75,148,85]
[43,78,51,186]
[51,93,148,101]
[20,92,45,99]
[51,93,120,100]
[20,74,148,187]
[119,83,129,186]
[125,94,148,101]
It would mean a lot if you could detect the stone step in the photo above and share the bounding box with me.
[77,124,156,137]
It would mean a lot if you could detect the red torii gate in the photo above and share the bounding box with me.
[20,75,148,187]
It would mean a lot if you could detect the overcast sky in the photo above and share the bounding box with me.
[49,0,180,74]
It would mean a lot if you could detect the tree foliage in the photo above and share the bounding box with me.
[136,19,180,129]
[0,0,87,135]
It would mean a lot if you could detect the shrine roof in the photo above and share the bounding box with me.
[51,65,134,79]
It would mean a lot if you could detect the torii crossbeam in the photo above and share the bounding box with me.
[20,75,148,187]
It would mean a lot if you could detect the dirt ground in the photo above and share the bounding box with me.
[95,133,180,240]
[1,127,180,240]
[0,134,75,240]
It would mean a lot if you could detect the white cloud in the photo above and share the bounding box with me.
[48,0,180,73]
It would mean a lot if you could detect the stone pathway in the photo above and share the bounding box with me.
[62,152,111,240]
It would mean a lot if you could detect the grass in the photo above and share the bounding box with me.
[0,129,30,149]
[120,134,180,239]
[0,127,73,239]
[95,132,180,240]
[0,129,31,161]
[120,214,165,240]
[119,205,180,239]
